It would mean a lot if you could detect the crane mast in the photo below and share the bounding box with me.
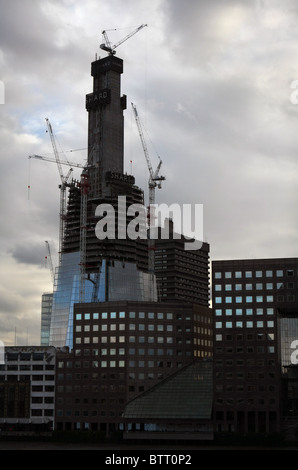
[45,118,73,262]
[131,103,165,299]
[79,169,89,303]
[45,240,55,287]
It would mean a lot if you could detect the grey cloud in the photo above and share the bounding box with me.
[10,242,50,267]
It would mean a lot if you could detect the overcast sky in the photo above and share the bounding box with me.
[1,0,298,345]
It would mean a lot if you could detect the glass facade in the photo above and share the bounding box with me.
[50,252,83,349]
[40,293,53,346]
[49,252,157,349]
[122,359,214,439]
[280,316,298,371]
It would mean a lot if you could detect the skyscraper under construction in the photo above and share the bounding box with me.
[49,47,157,348]
[49,30,210,350]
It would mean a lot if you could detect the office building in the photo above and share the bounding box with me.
[212,257,298,434]
[122,359,213,442]
[40,293,53,346]
[0,346,56,434]
[54,300,212,434]
[154,220,209,305]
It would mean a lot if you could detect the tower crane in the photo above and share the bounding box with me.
[100,24,147,56]
[131,103,165,299]
[29,154,86,169]
[79,169,89,303]
[131,102,165,210]
[45,118,74,262]
[45,241,55,287]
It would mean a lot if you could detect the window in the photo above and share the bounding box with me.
[235,271,242,278]
[236,296,242,303]
[215,272,222,279]
[266,270,273,277]
[246,284,252,290]
[245,271,252,278]
[215,297,222,304]
[215,285,222,291]
[256,271,262,278]
[276,270,283,277]
[225,272,232,278]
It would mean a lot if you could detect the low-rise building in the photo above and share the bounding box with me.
[0,346,56,434]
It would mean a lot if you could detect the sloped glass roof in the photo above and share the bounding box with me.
[124,359,213,420]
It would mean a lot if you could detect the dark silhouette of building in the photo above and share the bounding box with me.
[55,300,212,434]
[212,257,298,435]
[155,220,209,305]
